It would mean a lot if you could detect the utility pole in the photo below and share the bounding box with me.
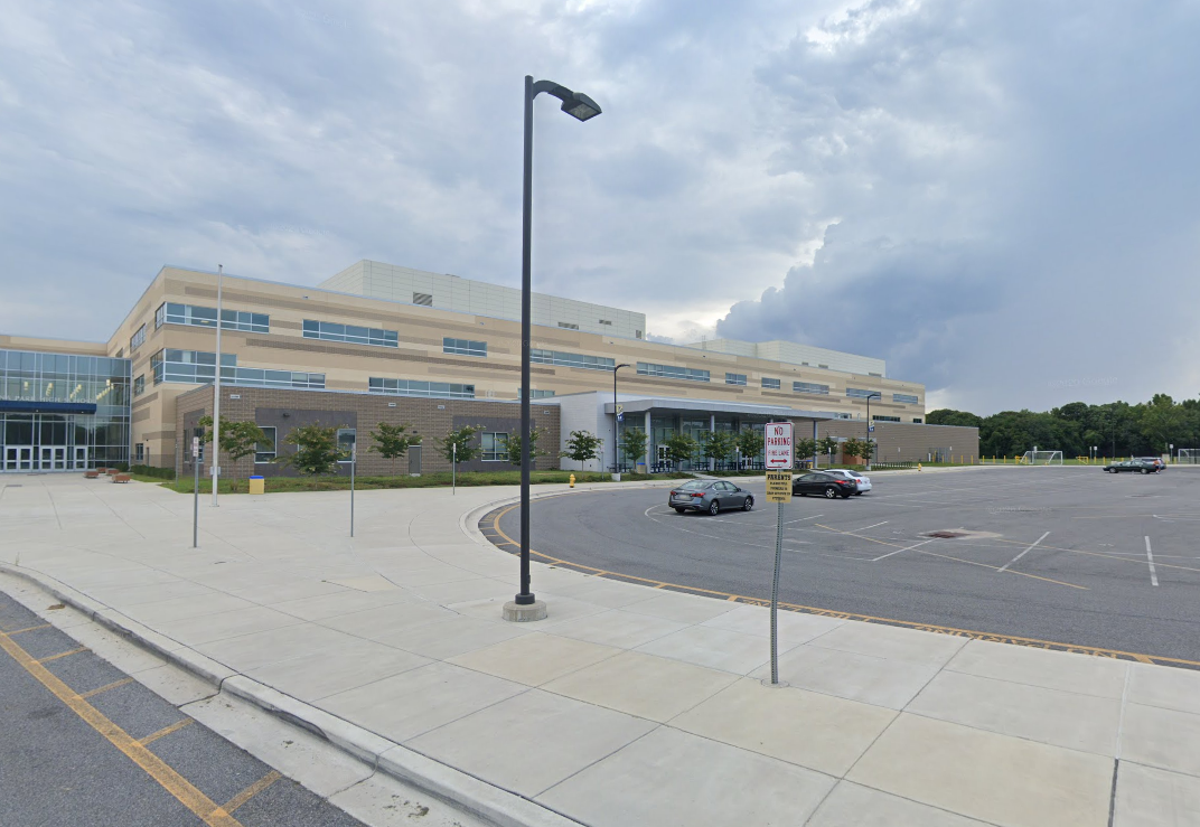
[211,264,223,506]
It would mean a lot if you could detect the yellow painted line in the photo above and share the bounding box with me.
[0,631,244,827]
[139,717,194,746]
[480,505,1196,665]
[79,677,134,699]
[5,623,52,636]
[223,770,281,814]
[36,646,88,664]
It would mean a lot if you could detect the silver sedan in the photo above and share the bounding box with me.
[668,479,754,515]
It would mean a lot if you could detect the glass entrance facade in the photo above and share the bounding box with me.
[1,349,131,472]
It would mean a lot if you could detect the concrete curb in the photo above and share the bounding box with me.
[0,561,585,827]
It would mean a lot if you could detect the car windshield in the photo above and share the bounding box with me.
[677,480,710,490]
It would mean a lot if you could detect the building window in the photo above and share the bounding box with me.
[599,319,612,326]
[846,388,881,399]
[635,330,643,339]
[481,432,509,462]
[130,324,146,351]
[158,302,269,334]
[761,377,781,390]
[443,337,487,357]
[227,367,325,389]
[637,362,710,382]
[725,373,747,386]
[149,350,322,389]
[134,443,144,462]
[134,375,145,396]
[413,292,433,307]
[557,322,580,330]
[873,415,901,423]
[793,381,830,395]
[369,377,475,399]
[531,349,614,371]
[303,319,397,348]
[255,426,277,463]
[869,372,883,377]
[519,388,556,399]
[337,428,356,462]
[818,364,829,369]
[893,393,919,405]
[912,418,923,424]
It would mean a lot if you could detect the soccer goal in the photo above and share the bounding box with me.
[1179,449,1199,465]
[1020,450,1064,465]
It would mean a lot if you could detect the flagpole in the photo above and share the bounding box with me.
[211,264,223,506]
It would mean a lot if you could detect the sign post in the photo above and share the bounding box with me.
[763,421,794,686]
[350,444,356,538]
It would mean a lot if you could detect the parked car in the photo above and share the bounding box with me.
[668,479,754,515]
[792,472,856,499]
[1137,457,1167,471]
[1103,460,1158,474]
[825,469,872,495]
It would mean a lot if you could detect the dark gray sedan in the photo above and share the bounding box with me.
[668,479,754,515]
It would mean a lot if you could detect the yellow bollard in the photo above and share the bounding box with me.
[569,473,576,488]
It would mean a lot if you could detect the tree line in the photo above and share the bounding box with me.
[927,394,1200,458]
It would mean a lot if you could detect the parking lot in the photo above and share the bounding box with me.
[488,466,1200,665]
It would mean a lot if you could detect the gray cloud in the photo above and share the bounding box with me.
[0,0,1197,414]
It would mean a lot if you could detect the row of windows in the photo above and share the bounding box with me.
[762,378,781,390]
[368,378,476,398]
[637,362,710,382]
[443,337,488,357]
[793,382,830,395]
[303,320,398,348]
[845,388,880,399]
[893,393,920,405]
[531,349,614,371]
[873,415,902,422]
[130,325,146,351]
[151,350,323,389]
[519,388,557,399]
[156,302,270,334]
[725,373,747,386]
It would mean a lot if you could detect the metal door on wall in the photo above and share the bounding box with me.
[40,446,67,470]
[73,446,88,470]
[408,444,422,475]
[4,446,34,472]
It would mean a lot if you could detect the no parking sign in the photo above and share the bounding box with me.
[764,422,794,469]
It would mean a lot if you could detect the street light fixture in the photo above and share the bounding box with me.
[508,76,602,622]
[612,363,631,475]
[865,392,882,471]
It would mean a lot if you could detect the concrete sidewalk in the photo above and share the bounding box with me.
[1,474,1198,827]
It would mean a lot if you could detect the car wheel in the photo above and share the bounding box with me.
[824,487,838,499]
[708,500,720,516]
[743,496,754,511]
[1141,468,1149,474]
[854,491,863,496]
[673,507,685,514]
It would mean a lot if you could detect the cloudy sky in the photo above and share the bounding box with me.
[2,0,1197,415]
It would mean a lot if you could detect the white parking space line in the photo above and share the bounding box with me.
[872,538,934,562]
[784,514,823,524]
[848,520,888,533]
[997,531,1051,573]
[1145,536,1159,587]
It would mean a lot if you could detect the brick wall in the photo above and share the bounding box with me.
[174,385,561,479]
[816,420,979,463]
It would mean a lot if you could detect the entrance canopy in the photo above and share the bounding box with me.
[603,395,840,422]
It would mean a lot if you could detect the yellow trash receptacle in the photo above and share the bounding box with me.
[249,475,265,495]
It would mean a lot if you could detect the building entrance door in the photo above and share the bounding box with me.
[4,446,34,472]
[74,447,88,470]
[41,446,67,470]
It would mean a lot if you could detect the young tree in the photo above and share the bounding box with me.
[702,430,737,470]
[369,421,419,475]
[198,415,267,492]
[621,428,649,472]
[842,438,866,465]
[506,428,550,467]
[818,436,841,464]
[563,430,604,472]
[437,425,481,468]
[277,422,342,477]
[734,428,765,468]
[795,437,818,467]
[662,432,698,473]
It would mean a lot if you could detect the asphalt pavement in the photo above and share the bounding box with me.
[0,589,366,827]
[491,466,1200,664]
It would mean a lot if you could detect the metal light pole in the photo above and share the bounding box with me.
[865,392,881,471]
[612,363,630,475]
[509,75,602,620]
[211,264,223,506]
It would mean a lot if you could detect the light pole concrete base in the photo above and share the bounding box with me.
[503,600,548,622]
[760,678,791,689]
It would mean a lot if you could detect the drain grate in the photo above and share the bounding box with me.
[927,530,966,539]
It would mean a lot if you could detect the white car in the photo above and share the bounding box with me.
[825,469,871,495]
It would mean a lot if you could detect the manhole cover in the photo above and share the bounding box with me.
[927,530,966,539]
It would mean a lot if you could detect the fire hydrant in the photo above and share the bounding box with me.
[569,473,576,488]
[917,463,922,472]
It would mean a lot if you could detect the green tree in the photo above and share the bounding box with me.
[277,422,342,477]
[437,425,481,467]
[1141,393,1186,454]
[563,430,604,471]
[661,432,698,472]
[506,428,550,467]
[701,430,737,469]
[621,428,649,471]
[198,415,267,492]
[927,409,984,428]
[369,421,419,475]
[795,437,817,466]
[734,428,764,467]
[818,436,840,463]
